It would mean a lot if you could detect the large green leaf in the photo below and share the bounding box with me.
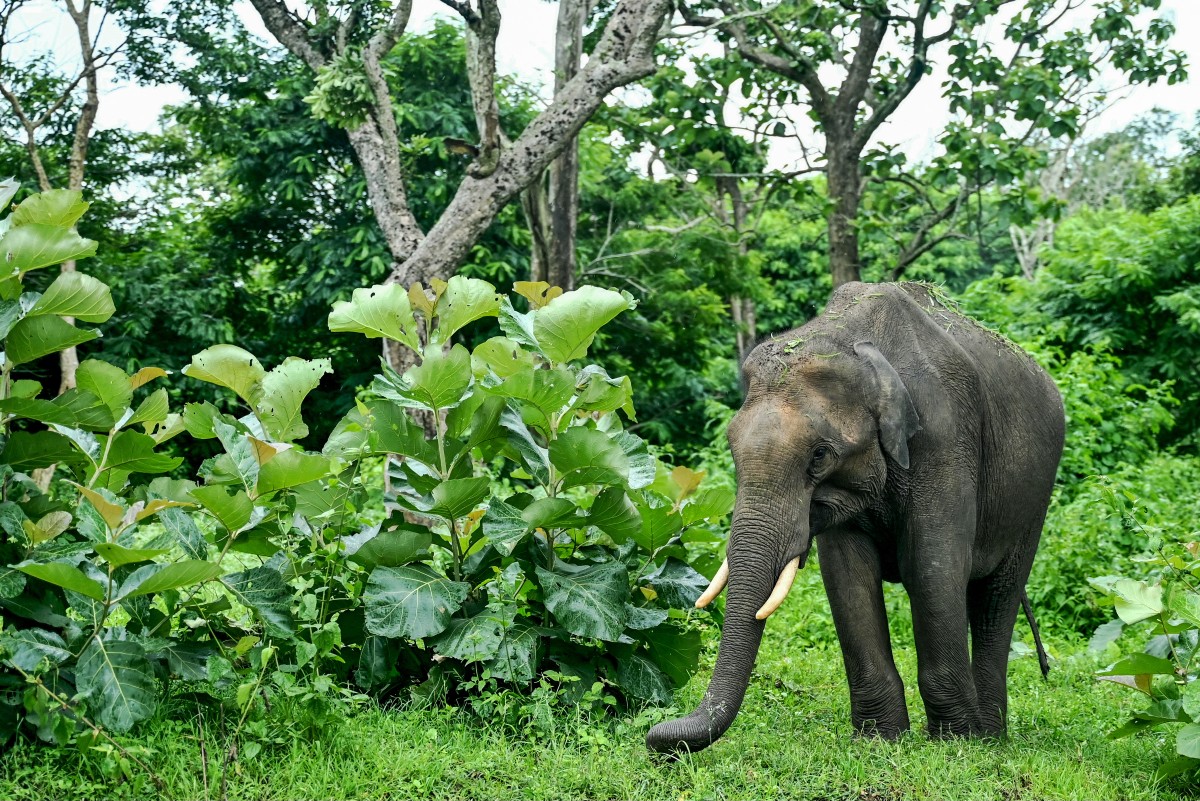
[11,189,88,227]
[1097,653,1177,677]
[472,336,537,378]
[497,297,539,350]
[682,486,737,525]
[6,315,99,365]
[1,431,86,469]
[481,498,529,555]
[190,485,253,532]
[76,359,133,418]
[550,426,630,490]
[571,366,635,419]
[613,652,672,703]
[122,560,222,597]
[487,622,540,683]
[0,391,111,430]
[646,558,707,608]
[328,283,421,351]
[430,276,501,345]
[431,608,510,663]
[15,562,106,600]
[641,624,701,686]
[182,345,266,404]
[0,628,71,671]
[484,365,575,435]
[221,567,294,638]
[128,388,169,428]
[613,430,656,489]
[76,637,156,733]
[633,502,683,554]
[27,271,114,322]
[364,565,469,640]
[94,544,169,567]
[499,407,550,485]
[103,431,182,475]
[535,562,628,641]
[157,508,209,560]
[404,344,473,410]
[521,497,582,530]
[1178,724,1200,759]
[533,286,636,364]
[257,449,332,496]
[588,487,642,543]
[365,401,441,467]
[252,357,332,442]
[428,477,491,521]
[1,223,97,275]
[0,177,18,212]
[346,527,432,569]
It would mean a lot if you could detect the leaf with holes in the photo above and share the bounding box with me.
[1,223,97,275]
[430,275,501,345]
[182,345,266,405]
[328,283,421,351]
[251,357,332,442]
[6,316,99,365]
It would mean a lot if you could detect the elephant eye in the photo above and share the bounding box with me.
[812,445,830,464]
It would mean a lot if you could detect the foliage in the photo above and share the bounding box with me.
[326,276,732,704]
[1088,483,1200,781]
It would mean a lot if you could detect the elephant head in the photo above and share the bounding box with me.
[645,340,919,754]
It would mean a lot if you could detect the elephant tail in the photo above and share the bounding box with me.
[1021,590,1051,679]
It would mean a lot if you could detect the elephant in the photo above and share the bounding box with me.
[646,281,1065,754]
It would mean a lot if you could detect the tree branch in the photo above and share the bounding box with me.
[247,0,327,70]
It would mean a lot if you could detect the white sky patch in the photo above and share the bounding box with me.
[7,0,1200,169]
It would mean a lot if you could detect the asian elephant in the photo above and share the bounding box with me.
[646,282,1065,754]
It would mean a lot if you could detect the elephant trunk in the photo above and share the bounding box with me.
[646,498,810,754]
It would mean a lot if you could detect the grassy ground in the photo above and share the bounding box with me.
[1,577,1193,800]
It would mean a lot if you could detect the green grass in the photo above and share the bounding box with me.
[1,575,1193,800]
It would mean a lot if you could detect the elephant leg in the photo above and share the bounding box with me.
[967,548,1037,735]
[819,528,909,738]
[901,501,980,737]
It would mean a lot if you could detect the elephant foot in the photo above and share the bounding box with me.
[925,714,982,739]
[852,716,910,741]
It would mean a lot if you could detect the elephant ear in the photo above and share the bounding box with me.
[854,341,920,469]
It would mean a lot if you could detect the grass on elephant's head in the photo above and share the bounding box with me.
[0,575,1192,800]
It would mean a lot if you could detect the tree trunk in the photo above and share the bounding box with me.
[545,0,589,292]
[58,0,101,393]
[826,143,863,288]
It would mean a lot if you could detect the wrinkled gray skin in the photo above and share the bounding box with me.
[646,282,1065,754]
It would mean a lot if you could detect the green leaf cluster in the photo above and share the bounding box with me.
[327,277,729,704]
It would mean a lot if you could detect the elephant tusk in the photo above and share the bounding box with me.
[755,557,801,620]
[695,559,729,608]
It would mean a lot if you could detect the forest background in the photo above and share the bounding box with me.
[3,0,1200,798]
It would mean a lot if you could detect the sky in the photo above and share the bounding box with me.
[10,0,1200,169]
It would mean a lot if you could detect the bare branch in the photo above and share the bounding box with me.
[367,0,413,62]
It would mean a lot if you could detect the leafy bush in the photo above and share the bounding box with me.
[0,183,730,762]
[0,184,367,758]
[1088,483,1200,781]
[326,278,732,704]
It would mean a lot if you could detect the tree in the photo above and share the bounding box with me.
[0,0,122,390]
[244,0,667,302]
[674,0,1186,287]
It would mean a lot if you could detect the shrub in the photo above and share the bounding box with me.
[325,278,732,703]
[1088,482,1200,781]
